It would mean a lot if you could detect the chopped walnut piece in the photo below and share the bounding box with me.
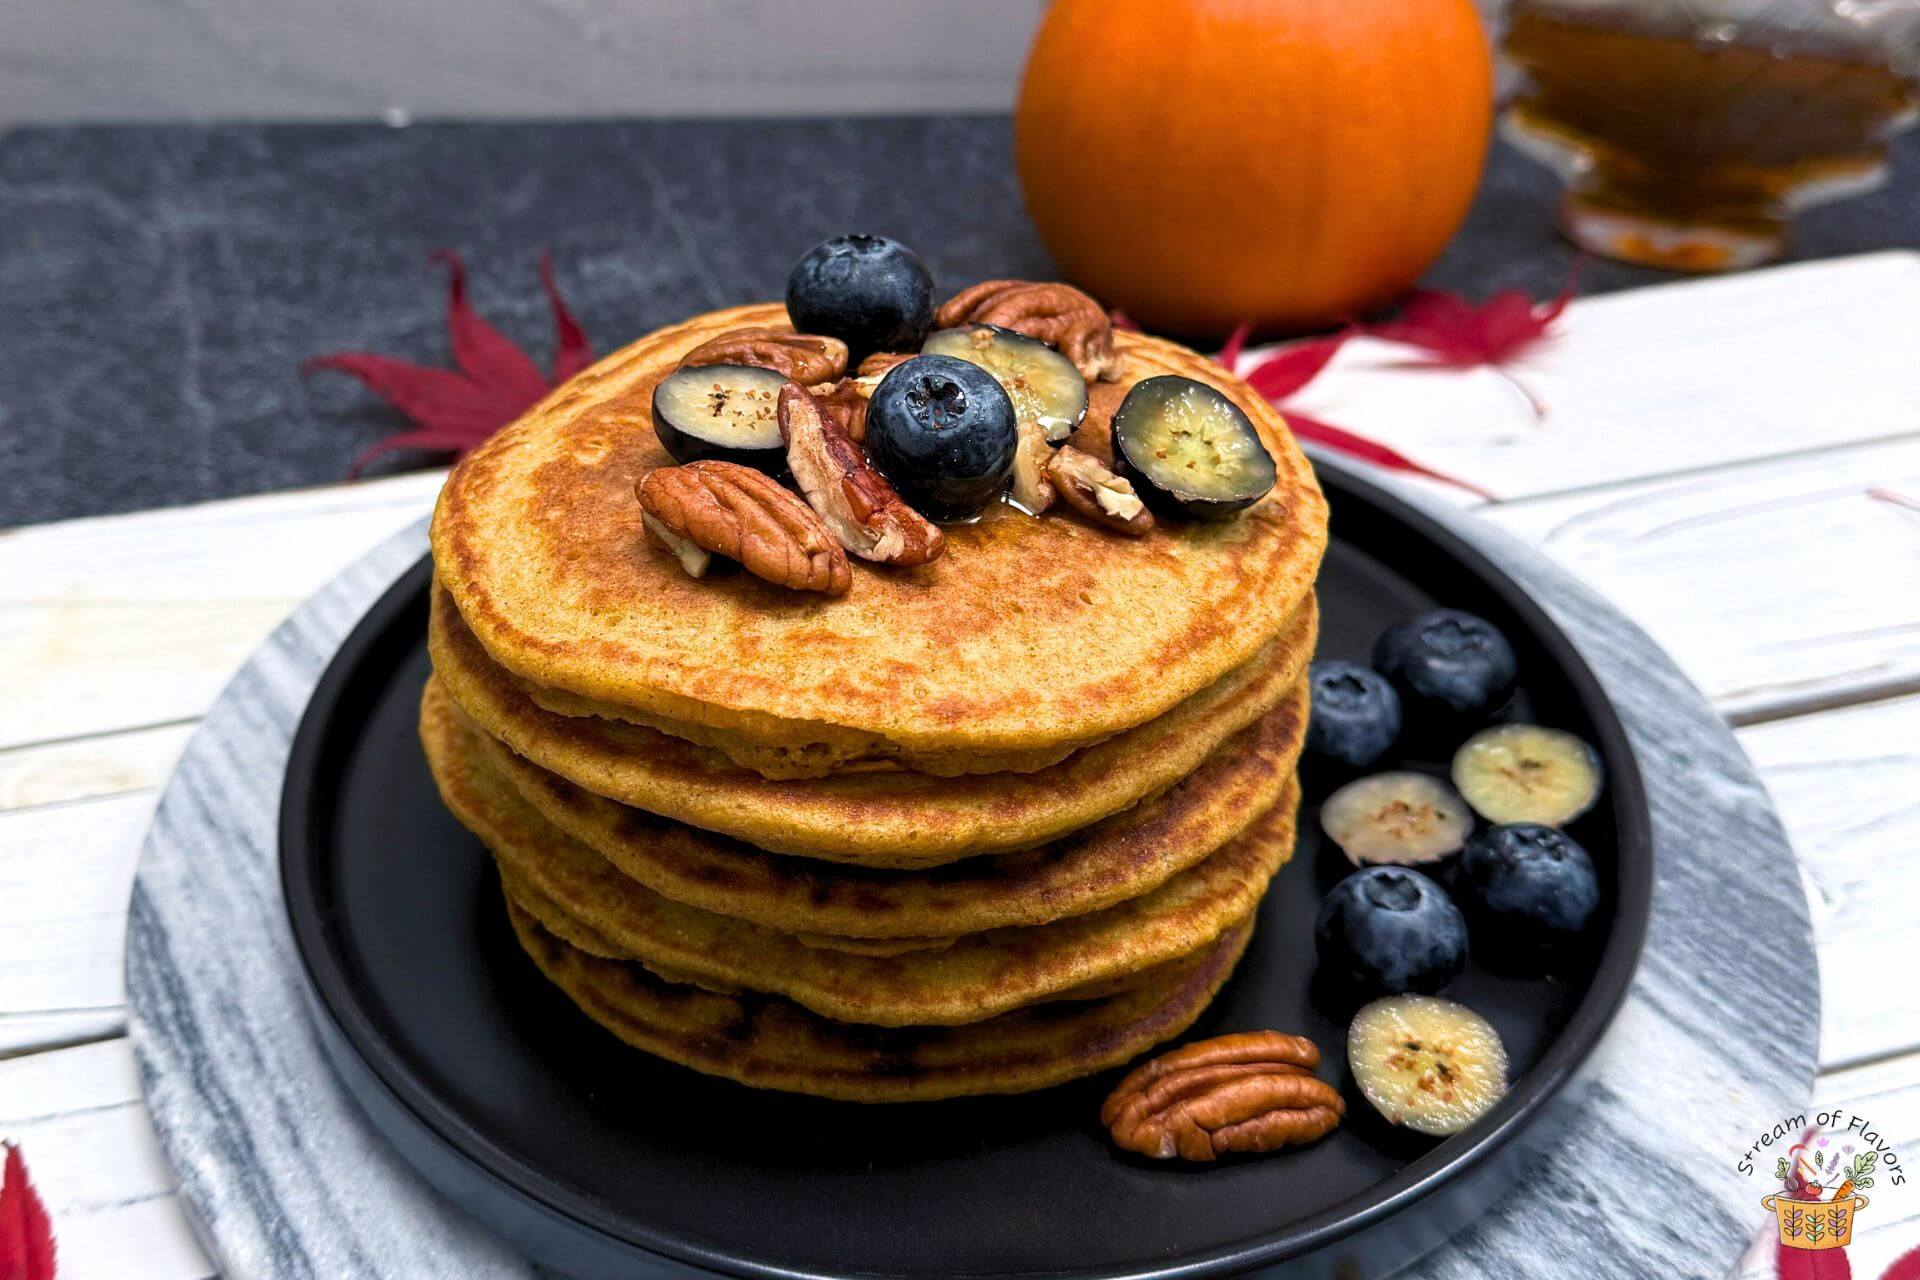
[1007,420,1057,516]
[636,461,851,595]
[1046,446,1152,535]
[641,512,713,578]
[680,328,848,385]
[856,350,915,379]
[1101,1032,1344,1162]
[812,379,870,443]
[794,352,912,444]
[778,382,945,567]
[933,280,1119,381]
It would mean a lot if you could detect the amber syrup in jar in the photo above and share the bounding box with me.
[1504,4,1918,270]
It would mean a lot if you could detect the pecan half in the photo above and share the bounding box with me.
[680,328,849,385]
[778,382,945,567]
[1046,446,1152,535]
[1101,1032,1344,1162]
[934,280,1119,381]
[636,461,850,595]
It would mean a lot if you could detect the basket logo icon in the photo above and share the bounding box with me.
[1764,1141,1876,1252]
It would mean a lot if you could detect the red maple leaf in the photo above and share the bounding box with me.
[0,1143,56,1280]
[1877,1245,1920,1280]
[1363,270,1578,421]
[1224,325,1495,501]
[305,250,592,476]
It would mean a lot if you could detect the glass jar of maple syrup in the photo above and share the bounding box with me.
[1502,0,1920,270]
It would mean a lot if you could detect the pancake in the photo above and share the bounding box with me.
[432,302,1328,772]
[448,678,1309,940]
[497,867,1204,1002]
[424,684,1296,1027]
[505,897,1255,1102]
[430,583,1317,866]
[518,678,1085,781]
[791,932,959,956]
[487,795,1289,1026]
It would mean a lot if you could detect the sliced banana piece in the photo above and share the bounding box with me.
[922,325,1087,441]
[1451,724,1603,826]
[1348,995,1509,1136]
[1319,772,1473,867]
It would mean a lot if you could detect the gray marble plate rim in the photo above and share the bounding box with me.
[125,475,1818,1279]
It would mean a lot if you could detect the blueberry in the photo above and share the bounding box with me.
[650,364,788,472]
[1314,867,1468,996]
[1110,375,1276,520]
[1306,660,1402,770]
[1371,609,1517,721]
[785,235,934,361]
[1457,824,1600,959]
[866,355,1018,520]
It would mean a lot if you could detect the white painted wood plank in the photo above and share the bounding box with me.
[0,792,154,1055]
[0,1012,124,1058]
[1262,251,1920,503]
[1737,693,1920,1073]
[0,723,195,812]
[0,469,441,752]
[0,1037,214,1280]
[1480,435,1920,721]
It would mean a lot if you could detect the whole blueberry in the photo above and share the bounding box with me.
[1371,609,1518,721]
[785,234,934,360]
[865,355,1018,521]
[1458,824,1600,959]
[1314,867,1468,996]
[1306,660,1402,770]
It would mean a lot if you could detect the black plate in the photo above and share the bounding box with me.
[281,463,1652,1279]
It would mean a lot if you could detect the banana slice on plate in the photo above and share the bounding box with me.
[1451,724,1602,827]
[1319,772,1473,867]
[1347,995,1509,1137]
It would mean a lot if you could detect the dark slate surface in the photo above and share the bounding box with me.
[4,116,1917,526]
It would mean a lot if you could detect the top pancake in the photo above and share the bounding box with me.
[431,302,1328,764]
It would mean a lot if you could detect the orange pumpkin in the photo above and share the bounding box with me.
[1014,0,1494,337]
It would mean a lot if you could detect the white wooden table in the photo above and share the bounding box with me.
[5,252,1920,1278]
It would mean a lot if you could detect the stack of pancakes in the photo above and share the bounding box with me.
[422,303,1328,1102]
